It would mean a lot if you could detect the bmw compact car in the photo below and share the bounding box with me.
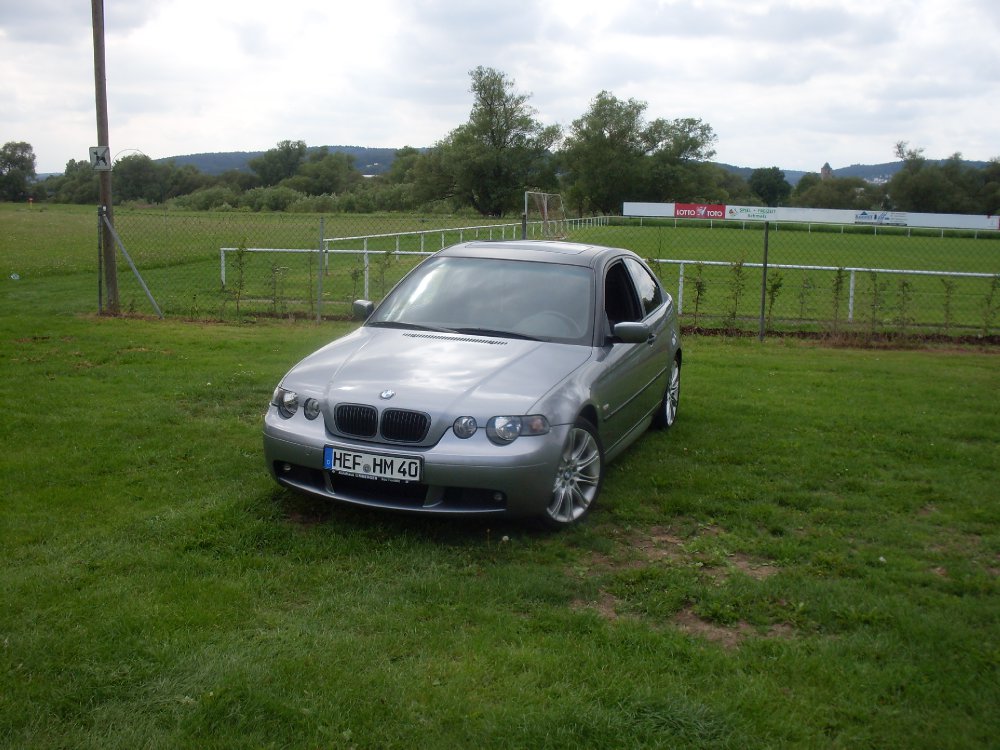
[263,240,681,527]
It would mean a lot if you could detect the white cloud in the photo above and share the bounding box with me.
[1,0,997,175]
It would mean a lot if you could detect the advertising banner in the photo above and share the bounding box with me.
[675,203,726,220]
[624,201,999,231]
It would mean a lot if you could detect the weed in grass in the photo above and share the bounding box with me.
[983,274,1000,335]
[797,275,814,320]
[939,277,956,334]
[765,271,784,330]
[375,249,398,298]
[894,278,914,336]
[223,240,248,317]
[269,263,288,314]
[868,271,889,336]
[688,263,707,326]
[725,258,747,328]
[829,267,846,334]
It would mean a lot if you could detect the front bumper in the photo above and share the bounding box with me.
[263,406,569,517]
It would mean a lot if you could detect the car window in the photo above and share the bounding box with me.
[604,261,643,326]
[624,257,664,317]
[370,256,594,344]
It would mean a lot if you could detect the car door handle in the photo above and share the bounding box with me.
[646,332,657,344]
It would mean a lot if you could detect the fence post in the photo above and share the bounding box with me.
[848,270,856,322]
[758,221,770,341]
[316,216,325,322]
[677,262,685,315]
[97,207,104,313]
[363,238,370,299]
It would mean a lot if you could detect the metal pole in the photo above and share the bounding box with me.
[97,206,103,313]
[316,217,324,322]
[92,0,118,313]
[758,221,770,341]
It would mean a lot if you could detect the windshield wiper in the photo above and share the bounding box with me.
[452,327,539,341]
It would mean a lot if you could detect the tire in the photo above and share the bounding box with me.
[652,356,681,430]
[542,418,604,528]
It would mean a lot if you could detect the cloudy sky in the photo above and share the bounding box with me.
[2,0,998,175]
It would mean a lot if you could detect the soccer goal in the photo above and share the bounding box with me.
[524,191,568,239]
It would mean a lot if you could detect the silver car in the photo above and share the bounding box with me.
[263,240,681,527]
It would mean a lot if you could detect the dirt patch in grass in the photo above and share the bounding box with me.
[571,524,793,647]
[729,552,780,580]
[672,608,795,650]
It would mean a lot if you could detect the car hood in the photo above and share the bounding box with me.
[286,327,592,422]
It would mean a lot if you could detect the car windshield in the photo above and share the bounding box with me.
[369,256,595,344]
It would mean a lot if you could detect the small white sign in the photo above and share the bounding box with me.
[89,146,111,171]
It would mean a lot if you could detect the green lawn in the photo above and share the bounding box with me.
[1,268,998,747]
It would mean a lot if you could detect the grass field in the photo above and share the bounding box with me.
[4,204,998,334]
[2,214,999,748]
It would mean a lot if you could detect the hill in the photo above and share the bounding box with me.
[717,159,990,187]
[158,148,991,185]
[158,146,400,176]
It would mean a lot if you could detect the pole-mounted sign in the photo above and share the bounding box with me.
[89,146,111,171]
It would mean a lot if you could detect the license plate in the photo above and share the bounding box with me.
[324,446,422,483]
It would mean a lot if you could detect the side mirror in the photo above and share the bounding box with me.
[612,321,651,344]
[352,299,375,321]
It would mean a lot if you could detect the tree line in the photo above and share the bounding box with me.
[4,67,999,217]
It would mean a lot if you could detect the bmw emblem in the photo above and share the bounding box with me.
[379,389,395,400]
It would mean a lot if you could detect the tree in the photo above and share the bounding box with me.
[1,141,37,201]
[433,67,560,216]
[559,91,654,214]
[887,145,976,213]
[792,174,885,210]
[383,147,424,184]
[113,153,169,203]
[749,167,792,207]
[165,163,209,199]
[43,159,98,204]
[280,148,362,195]
[250,140,307,187]
[974,159,1000,216]
[559,92,719,212]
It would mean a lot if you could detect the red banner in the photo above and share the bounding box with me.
[674,203,726,220]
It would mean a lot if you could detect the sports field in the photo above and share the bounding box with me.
[4,204,999,334]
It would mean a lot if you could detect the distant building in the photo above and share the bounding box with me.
[820,162,833,180]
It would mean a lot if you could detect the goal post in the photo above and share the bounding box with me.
[523,191,567,239]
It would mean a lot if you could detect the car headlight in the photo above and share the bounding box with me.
[303,398,322,420]
[453,416,478,439]
[272,387,321,420]
[486,415,550,445]
[272,387,299,419]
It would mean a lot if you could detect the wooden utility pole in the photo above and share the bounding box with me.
[92,0,118,313]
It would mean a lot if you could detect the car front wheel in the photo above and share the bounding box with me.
[543,418,604,527]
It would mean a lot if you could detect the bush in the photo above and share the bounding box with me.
[173,186,239,211]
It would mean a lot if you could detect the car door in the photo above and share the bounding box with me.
[592,257,672,453]
[623,256,674,411]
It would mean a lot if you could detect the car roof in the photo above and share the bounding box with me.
[439,240,632,268]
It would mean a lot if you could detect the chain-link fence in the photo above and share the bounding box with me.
[109,209,999,338]
[569,218,1000,338]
